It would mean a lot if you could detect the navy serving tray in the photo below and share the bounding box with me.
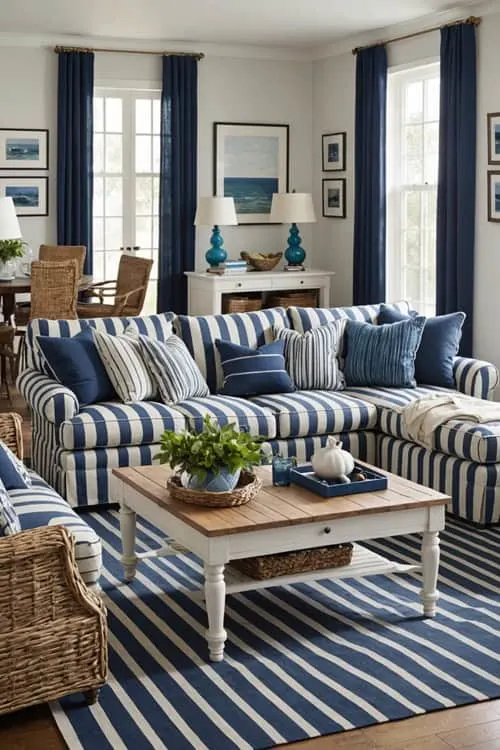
[290,463,388,498]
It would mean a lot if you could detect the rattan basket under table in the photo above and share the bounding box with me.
[231,543,353,580]
[167,470,262,507]
[268,289,319,308]
[222,294,262,314]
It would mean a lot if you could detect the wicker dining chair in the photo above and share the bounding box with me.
[38,244,87,280]
[77,254,153,318]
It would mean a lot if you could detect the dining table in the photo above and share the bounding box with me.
[0,274,93,323]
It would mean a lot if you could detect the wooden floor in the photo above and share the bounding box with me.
[0,389,498,749]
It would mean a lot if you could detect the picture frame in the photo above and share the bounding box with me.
[322,132,346,172]
[322,178,346,218]
[213,122,289,224]
[0,176,48,216]
[487,113,500,165]
[0,128,48,170]
[487,171,500,222]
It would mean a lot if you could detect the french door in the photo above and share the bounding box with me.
[93,88,161,314]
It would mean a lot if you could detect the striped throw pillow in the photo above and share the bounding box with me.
[92,330,157,403]
[215,338,295,397]
[139,335,210,404]
[276,322,345,391]
[0,478,21,536]
[343,317,426,387]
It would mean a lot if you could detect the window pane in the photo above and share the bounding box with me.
[105,177,123,217]
[136,99,152,134]
[404,81,423,123]
[404,266,421,303]
[136,216,152,247]
[105,134,122,173]
[405,125,422,160]
[105,98,122,132]
[93,250,104,280]
[405,158,423,184]
[142,281,157,315]
[94,133,104,173]
[104,251,122,280]
[404,230,420,266]
[153,177,160,215]
[94,97,104,132]
[422,191,437,228]
[423,123,439,184]
[152,217,159,248]
[136,177,153,215]
[136,135,152,172]
[152,136,160,173]
[104,217,122,251]
[93,218,104,251]
[425,78,440,121]
[404,191,421,230]
[94,176,104,217]
[153,99,161,135]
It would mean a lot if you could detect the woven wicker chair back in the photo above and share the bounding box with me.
[29,260,79,320]
[116,254,153,315]
[39,244,86,280]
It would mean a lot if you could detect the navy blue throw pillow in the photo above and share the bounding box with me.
[378,304,465,388]
[216,338,295,397]
[37,328,116,406]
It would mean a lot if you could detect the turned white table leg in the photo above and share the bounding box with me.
[120,503,137,581]
[420,530,440,616]
[204,563,227,662]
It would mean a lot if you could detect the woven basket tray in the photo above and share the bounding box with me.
[222,295,262,314]
[268,290,319,308]
[167,470,262,507]
[231,543,353,580]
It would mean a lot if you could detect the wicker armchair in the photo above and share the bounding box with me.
[77,254,153,318]
[39,244,86,280]
[0,413,107,715]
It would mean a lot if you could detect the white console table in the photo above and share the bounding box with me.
[185,269,334,315]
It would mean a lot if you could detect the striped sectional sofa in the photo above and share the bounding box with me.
[17,305,500,525]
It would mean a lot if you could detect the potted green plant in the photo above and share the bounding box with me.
[0,239,25,281]
[155,415,262,492]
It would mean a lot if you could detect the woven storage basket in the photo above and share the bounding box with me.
[268,290,319,308]
[240,252,283,272]
[222,295,262,314]
[231,543,353,580]
[167,470,262,507]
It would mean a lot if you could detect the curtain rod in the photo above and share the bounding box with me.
[54,45,204,60]
[352,15,481,55]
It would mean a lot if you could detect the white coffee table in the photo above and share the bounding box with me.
[113,463,448,662]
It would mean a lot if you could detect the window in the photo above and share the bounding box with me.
[93,89,161,314]
[387,63,440,317]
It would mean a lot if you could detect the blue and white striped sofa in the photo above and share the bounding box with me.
[17,306,500,525]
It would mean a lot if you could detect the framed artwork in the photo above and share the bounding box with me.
[322,132,346,172]
[322,178,346,218]
[213,122,289,224]
[0,129,48,170]
[487,113,500,165]
[487,171,500,222]
[0,176,48,216]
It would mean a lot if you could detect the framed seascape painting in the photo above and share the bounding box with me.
[487,113,500,165]
[322,132,346,172]
[0,176,48,216]
[0,129,48,169]
[322,178,346,218]
[214,122,289,224]
[487,171,500,222]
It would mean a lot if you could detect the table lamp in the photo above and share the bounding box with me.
[194,196,238,269]
[269,192,316,269]
[0,197,22,281]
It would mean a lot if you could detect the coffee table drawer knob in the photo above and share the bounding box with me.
[324,526,331,534]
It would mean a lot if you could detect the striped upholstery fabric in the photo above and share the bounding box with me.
[59,401,186,450]
[139,335,210,403]
[174,396,276,438]
[250,391,377,439]
[377,434,500,525]
[125,313,174,341]
[11,472,102,584]
[92,330,157,402]
[276,322,345,390]
[174,308,289,392]
[263,431,377,465]
[18,368,79,424]
[346,385,500,464]
[287,301,411,334]
[454,356,499,400]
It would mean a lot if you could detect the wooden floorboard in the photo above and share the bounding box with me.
[0,388,498,748]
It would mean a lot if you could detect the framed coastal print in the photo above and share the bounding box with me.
[0,176,48,216]
[322,178,346,218]
[487,113,500,165]
[0,129,48,169]
[487,171,500,222]
[214,122,289,224]
[322,132,346,172]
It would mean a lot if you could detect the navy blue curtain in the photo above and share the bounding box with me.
[436,23,477,356]
[353,45,388,305]
[57,51,94,274]
[158,56,198,314]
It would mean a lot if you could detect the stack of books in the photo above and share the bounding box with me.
[207,259,249,274]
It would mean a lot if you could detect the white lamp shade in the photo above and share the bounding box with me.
[270,192,316,224]
[194,196,238,227]
[0,197,21,241]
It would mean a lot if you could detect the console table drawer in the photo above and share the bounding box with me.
[270,275,324,291]
[217,277,274,292]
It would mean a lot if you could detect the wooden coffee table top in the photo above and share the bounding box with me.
[113,463,449,537]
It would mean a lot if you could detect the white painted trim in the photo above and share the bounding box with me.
[389,56,440,74]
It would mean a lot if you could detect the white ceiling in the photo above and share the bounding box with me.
[0,0,480,49]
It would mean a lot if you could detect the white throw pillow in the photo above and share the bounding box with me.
[275,321,345,391]
[92,330,157,403]
[139,334,210,404]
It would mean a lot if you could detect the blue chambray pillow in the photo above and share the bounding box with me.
[344,317,426,388]
[0,477,21,536]
[216,338,295,397]
[0,440,31,490]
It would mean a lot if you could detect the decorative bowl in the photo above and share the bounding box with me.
[240,251,283,272]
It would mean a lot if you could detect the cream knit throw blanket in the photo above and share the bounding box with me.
[400,393,500,451]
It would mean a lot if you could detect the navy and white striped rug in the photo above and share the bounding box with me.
[52,513,500,749]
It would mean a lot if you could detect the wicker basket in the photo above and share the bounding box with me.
[268,290,319,308]
[167,470,262,507]
[0,412,23,460]
[240,252,283,272]
[231,543,353,580]
[222,294,263,314]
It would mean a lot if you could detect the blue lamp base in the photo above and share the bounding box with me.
[284,223,306,268]
[205,224,227,268]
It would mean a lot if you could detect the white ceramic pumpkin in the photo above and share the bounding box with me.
[311,437,355,483]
